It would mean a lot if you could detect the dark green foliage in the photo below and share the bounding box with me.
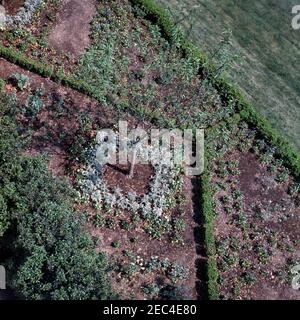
[0,78,6,92]
[200,165,219,300]
[0,94,112,300]
[0,45,53,78]
[0,93,22,237]
[159,284,188,300]
[0,4,298,177]
[24,87,44,118]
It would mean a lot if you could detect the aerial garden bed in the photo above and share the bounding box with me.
[206,119,300,300]
[0,0,299,301]
[0,59,204,299]
[0,0,90,73]
[1,0,235,130]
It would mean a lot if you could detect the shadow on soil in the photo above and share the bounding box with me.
[191,177,208,300]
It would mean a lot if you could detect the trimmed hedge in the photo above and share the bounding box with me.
[199,165,219,300]
[0,5,298,177]
[0,44,181,129]
[0,45,94,95]
[0,45,53,78]
[2,20,298,178]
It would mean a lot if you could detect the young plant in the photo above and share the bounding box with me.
[12,73,30,91]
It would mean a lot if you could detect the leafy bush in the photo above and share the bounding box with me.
[12,73,30,91]
[24,86,44,118]
[142,283,160,297]
[159,284,188,300]
[0,93,112,300]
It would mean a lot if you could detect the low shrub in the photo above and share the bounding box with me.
[5,0,45,29]
[0,92,112,300]
[12,72,30,90]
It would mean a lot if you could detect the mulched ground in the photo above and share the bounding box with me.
[47,0,96,58]
[103,164,155,196]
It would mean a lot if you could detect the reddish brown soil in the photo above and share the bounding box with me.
[0,58,152,180]
[103,164,154,196]
[0,58,112,178]
[213,150,300,300]
[47,0,96,58]
[2,0,24,15]
[87,176,199,300]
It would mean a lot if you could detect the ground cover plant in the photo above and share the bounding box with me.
[4,0,44,28]
[71,0,235,129]
[0,64,201,299]
[0,0,77,72]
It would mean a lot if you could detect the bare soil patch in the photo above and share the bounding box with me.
[2,0,24,15]
[103,164,154,196]
[47,0,96,58]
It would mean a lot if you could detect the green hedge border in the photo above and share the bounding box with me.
[0,2,298,177]
[199,161,219,300]
[129,0,300,178]
[0,45,92,92]
[0,45,184,129]
[0,42,222,299]
[2,2,299,177]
